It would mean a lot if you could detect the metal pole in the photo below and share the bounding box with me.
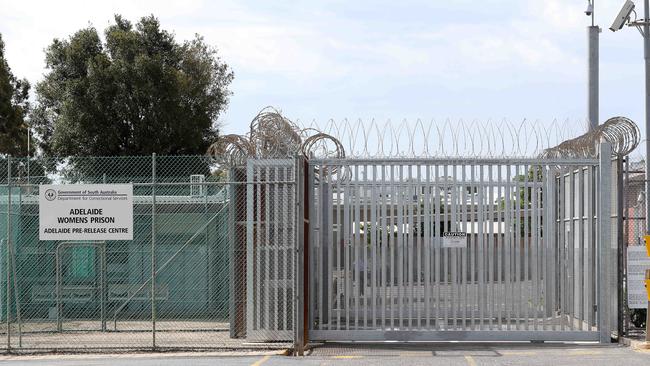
[598,142,613,343]
[5,157,10,350]
[588,25,600,131]
[26,127,29,188]
[151,153,156,349]
[644,0,650,342]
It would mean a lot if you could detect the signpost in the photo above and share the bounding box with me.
[39,184,134,241]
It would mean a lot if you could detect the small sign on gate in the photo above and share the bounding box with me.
[627,246,650,309]
[442,232,467,248]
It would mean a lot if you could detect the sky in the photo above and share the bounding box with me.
[0,0,647,157]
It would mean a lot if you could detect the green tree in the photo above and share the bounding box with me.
[31,14,233,161]
[0,33,30,157]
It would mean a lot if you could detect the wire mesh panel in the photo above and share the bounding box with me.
[308,157,611,342]
[246,159,296,342]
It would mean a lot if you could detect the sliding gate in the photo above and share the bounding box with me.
[307,150,616,342]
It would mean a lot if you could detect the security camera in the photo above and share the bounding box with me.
[610,0,635,32]
[585,2,593,16]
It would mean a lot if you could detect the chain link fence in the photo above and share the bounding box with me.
[0,155,298,352]
[623,159,647,334]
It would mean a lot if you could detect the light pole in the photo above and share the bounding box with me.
[586,0,600,132]
[610,0,650,341]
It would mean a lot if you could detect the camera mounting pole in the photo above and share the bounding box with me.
[587,0,600,132]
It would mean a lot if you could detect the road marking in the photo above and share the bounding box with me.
[251,355,271,366]
[568,350,603,356]
[333,355,364,359]
[501,351,538,356]
[465,355,477,366]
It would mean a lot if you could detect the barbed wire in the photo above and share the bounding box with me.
[540,116,640,159]
[208,107,344,166]
[207,107,641,167]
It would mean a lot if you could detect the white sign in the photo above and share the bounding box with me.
[627,246,650,309]
[39,184,133,241]
[443,232,467,248]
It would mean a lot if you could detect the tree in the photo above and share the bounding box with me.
[0,33,30,157]
[31,15,233,160]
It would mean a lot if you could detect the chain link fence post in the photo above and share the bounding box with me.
[5,156,10,351]
[151,153,157,350]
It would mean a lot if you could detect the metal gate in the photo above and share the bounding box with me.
[307,147,616,342]
[245,159,298,341]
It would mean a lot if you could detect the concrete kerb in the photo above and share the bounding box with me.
[0,348,291,361]
[620,336,650,350]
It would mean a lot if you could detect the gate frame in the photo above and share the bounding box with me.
[304,143,616,343]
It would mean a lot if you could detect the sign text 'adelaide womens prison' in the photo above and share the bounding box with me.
[38,184,134,241]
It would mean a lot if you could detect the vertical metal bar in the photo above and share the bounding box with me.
[379,165,386,330]
[443,164,449,330]
[577,168,588,330]
[310,164,317,331]
[587,165,595,328]
[460,164,467,330]
[598,142,613,343]
[543,168,553,330]
[550,171,559,331]
[496,164,503,330]
[434,164,441,330]
[567,170,577,330]
[6,157,11,348]
[513,165,521,331]
[274,166,281,331]
[450,164,457,330]
[354,165,361,329]
[327,165,334,330]
[523,164,530,330]
[467,164,480,330]
[504,165,511,330]
[151,153,156,349]
[407,165,414,329]
[616,157,624,338]
[295,156,306,355]
[390,165,396,329]
[371,164,377,329]
[424,164,431,329]
[532,167,540,330]
[487,164,494,330]
[396,165,406,329]
[415,164,422,328]
[477,164,485,329]
[558,173,569,330]
[335,163,342,330]
[362,164,369,329]
[344,164,351,330]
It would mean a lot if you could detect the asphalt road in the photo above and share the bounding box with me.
[1,343,649,365]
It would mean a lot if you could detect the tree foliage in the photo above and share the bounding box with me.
[0,33,31,157]
[31,15,234,159]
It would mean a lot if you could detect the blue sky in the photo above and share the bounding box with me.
[0,0,647,157]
